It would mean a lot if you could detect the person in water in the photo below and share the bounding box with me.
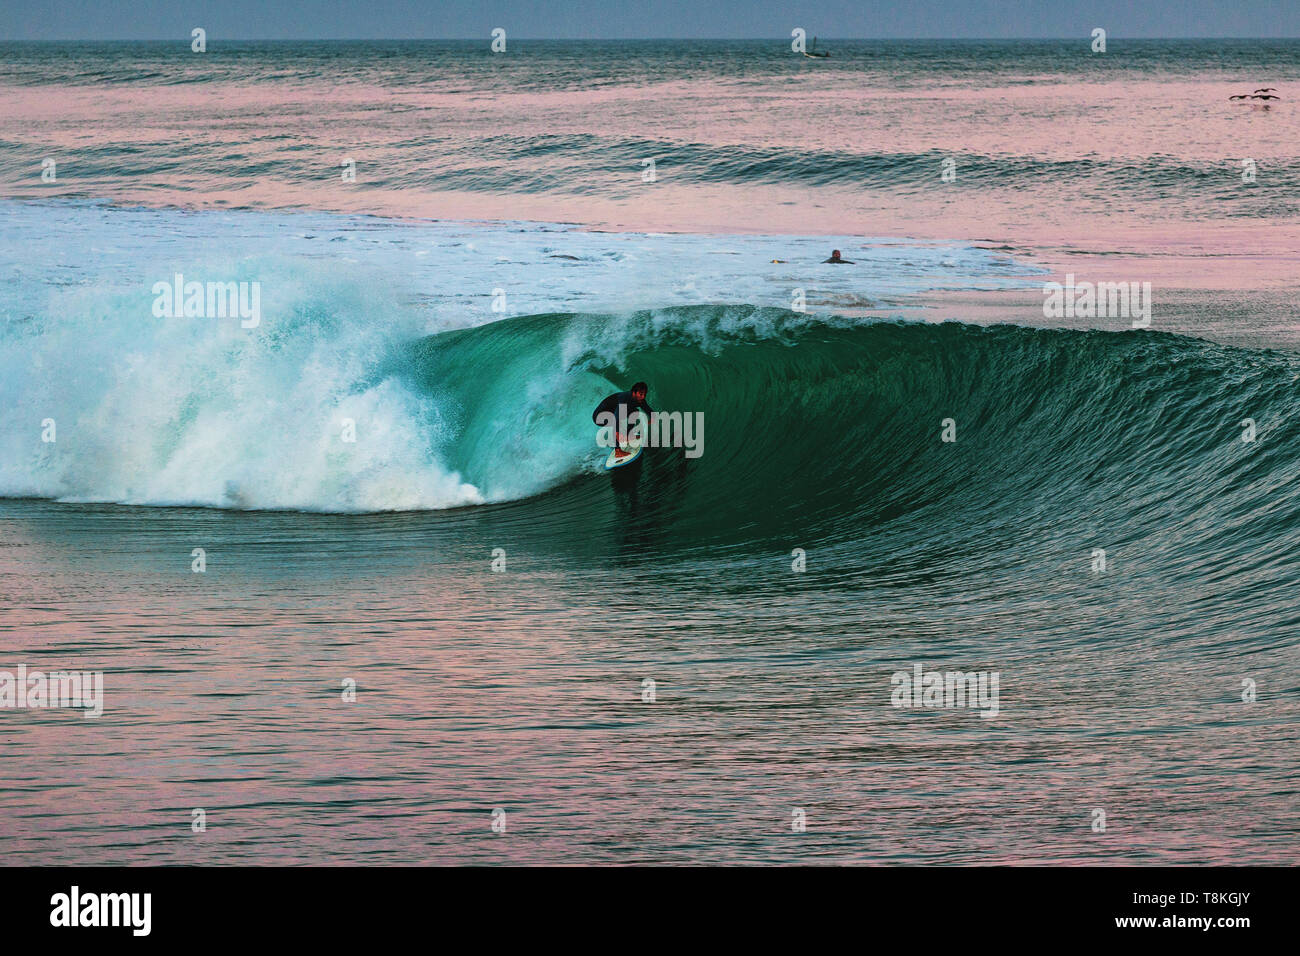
[592,382,653,460]
[824,249,854,264]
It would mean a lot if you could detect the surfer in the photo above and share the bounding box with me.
[593,382,653,461]
[824,249,854,264]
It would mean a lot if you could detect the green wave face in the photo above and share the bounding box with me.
[403,307,1300,566]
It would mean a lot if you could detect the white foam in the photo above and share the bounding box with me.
[0,201,1040,511]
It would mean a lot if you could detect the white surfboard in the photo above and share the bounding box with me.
[603,411,646,470]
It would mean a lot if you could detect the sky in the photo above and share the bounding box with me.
[2,1,1298,41]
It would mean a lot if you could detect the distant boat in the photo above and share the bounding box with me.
[803,37,830,59]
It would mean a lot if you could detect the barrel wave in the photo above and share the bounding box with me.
[410,308,1300,576]
[6,302,1300,621]
[405,308,1300,646]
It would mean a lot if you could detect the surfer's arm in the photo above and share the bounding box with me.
[592,396,615,424]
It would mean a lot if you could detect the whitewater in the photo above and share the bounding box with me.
[0,199,1040,511]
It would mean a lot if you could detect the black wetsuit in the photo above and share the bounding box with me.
[592,391,654,438]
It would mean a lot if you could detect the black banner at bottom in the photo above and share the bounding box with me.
[0,865,1284,943]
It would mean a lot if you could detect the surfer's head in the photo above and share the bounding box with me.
[829,249,843,261]
[631,382,648,401]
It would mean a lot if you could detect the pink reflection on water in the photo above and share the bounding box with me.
[3,75,1297,289]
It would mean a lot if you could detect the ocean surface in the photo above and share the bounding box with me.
[1,40,1298,865]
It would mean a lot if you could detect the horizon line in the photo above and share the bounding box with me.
[4,35,1300,43]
